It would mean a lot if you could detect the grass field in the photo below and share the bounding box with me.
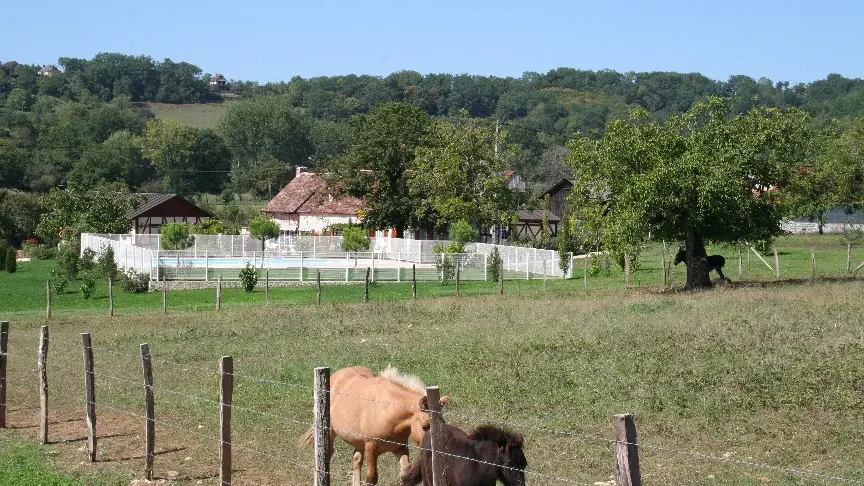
[1,234,863,485]
[144,101,235,128]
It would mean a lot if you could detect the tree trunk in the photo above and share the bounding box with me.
[817,212,825,235]
[393,226,404,238]
[685,228,711,289]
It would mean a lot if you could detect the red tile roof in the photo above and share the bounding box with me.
[264,172,362,216]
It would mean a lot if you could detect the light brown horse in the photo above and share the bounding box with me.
[300,366,449,486]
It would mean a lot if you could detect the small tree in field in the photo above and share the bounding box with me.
[5,248,17,273]
[248,215,280,252]
[566,97,812,289]
[160,223,194,250]
[238,262,258,292]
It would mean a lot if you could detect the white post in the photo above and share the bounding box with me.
[231,236,235,257]
[418,240,422,264]
[397,251,401,282]
[300,251,304,282]
[440,252,445,281]
[345,252,350,282]
[205,250,209,281]
[194,239,197,258]
[371,250,375,282]
[515,250,518,274]
[313,237,317,259]
[567,251,574,279]
[242,237,245,257]
[526,251,530,280]
[484,252,488,281]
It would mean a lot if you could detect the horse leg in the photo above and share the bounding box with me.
[352,451,363,486]
[394,445,411,478]
[716,265,726,281]
[364,442,380,485]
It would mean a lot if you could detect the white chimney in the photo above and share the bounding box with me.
[296,166,308,177]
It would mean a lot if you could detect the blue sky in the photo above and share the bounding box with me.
[5,0,863,84]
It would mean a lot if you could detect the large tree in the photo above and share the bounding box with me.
[566,97,812,289]
[36,188,141,246]
[411,116,517,229]
[331,102,432,236]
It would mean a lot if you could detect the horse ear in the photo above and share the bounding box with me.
[509,433,524,449]
[439,395,450,407]
[419,396,428,410]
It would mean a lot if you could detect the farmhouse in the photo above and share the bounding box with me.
[209,73,229,90]
[126,193,212,235]
[263,168,363,235]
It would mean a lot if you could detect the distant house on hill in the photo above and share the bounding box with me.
[504,169,526,192]
[38,65,58,76]
[263,168,363,235]
[126,193,211,234]
[209,73,229,91]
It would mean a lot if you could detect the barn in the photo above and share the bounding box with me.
[126,193,212,235]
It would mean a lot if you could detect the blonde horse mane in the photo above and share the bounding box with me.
[378,366,426,394]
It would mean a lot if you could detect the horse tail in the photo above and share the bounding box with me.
[297,426,315,448]
[399,459,423,486]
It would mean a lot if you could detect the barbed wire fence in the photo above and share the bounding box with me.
[0,322,863,485]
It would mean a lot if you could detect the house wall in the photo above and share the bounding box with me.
[133,216,205,234]
[299,214,355,234]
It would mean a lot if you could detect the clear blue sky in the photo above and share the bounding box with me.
[5,0,863,84]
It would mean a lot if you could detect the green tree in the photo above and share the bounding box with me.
[68,131,146,190]
[248,215,279,252]
[36,188,140,247]
[411,117,518,230]
[340,225,370,252]
[160,222,194,250]
[5,247,16,273]
[0,189,43,247]
[331,103,432,236]
[566,97,812,289]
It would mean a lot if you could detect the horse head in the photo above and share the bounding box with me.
[471,425,527,486]
[412,395,450,444]
[673,247,686,266]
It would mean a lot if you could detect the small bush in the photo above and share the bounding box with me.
[79,272,96,299]
[432,246,455,284]
[50,268,69,293]
[120,268,149,293]
[5,248,17,273]
[160,222,195,250]
[341,225,370,253]
[23,243,56,260]
[447,220,478,253]
[57,246,80,280]
[487,246,502,282]
[238,262,258,292]
[80,248,96,272]
[0,242,6,270]
[97,246,118,281]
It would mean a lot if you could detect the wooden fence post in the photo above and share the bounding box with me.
[46,280,51,320]
[583,255,588,290]
[737,247,743,281]
[426,386,445,486]
[81,333,97,462]
[0,321,8,429]
[314,367,331,486]
[661,250,667,287]
[316,270,321,306]
[216,275,222,312]
[624,255,631,289]
[220,356,234,486]
[810,248,816,280]
[364,267,370,303]
[614,414,642,486]
[774,248,780,279]
[140,344,155,481]
[108,278,114,317]
[38,325,48,444]
[455,264,460,297]
[412,264,417,300]
[161,277,167,314]
[265,270,269,304]
[847,244,852,274]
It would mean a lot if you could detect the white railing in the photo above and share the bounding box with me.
[80,234,156,280]
[471,243,567,279]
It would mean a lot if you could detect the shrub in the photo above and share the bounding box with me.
[120,268,149,293]
[432,246,456,284]
[487,246,502,282]
[447,220,478,253]
[79,272,96,299]
[238,262,258,292]
[248,215,280,251]
[80,248,96,272]
[23,243,56,260]
[0,242,6,270]
[50,268,69,293]
[160,222,195,250]
[57,246,80,280]
[841,224,864,246]
[341,225,370,253]
[97,246,118,281]
[5,248,16,273]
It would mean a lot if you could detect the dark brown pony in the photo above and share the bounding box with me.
[674,248,727,280]
[400,424,527,486]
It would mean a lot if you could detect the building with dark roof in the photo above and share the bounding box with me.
[126,193,212,234]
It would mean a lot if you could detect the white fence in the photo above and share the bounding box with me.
[80,234,567,282]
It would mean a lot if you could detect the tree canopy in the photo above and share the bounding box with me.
[566,97,813,288]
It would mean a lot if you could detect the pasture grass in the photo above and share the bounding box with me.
[145,101,234,128]
[2,277,863,485]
